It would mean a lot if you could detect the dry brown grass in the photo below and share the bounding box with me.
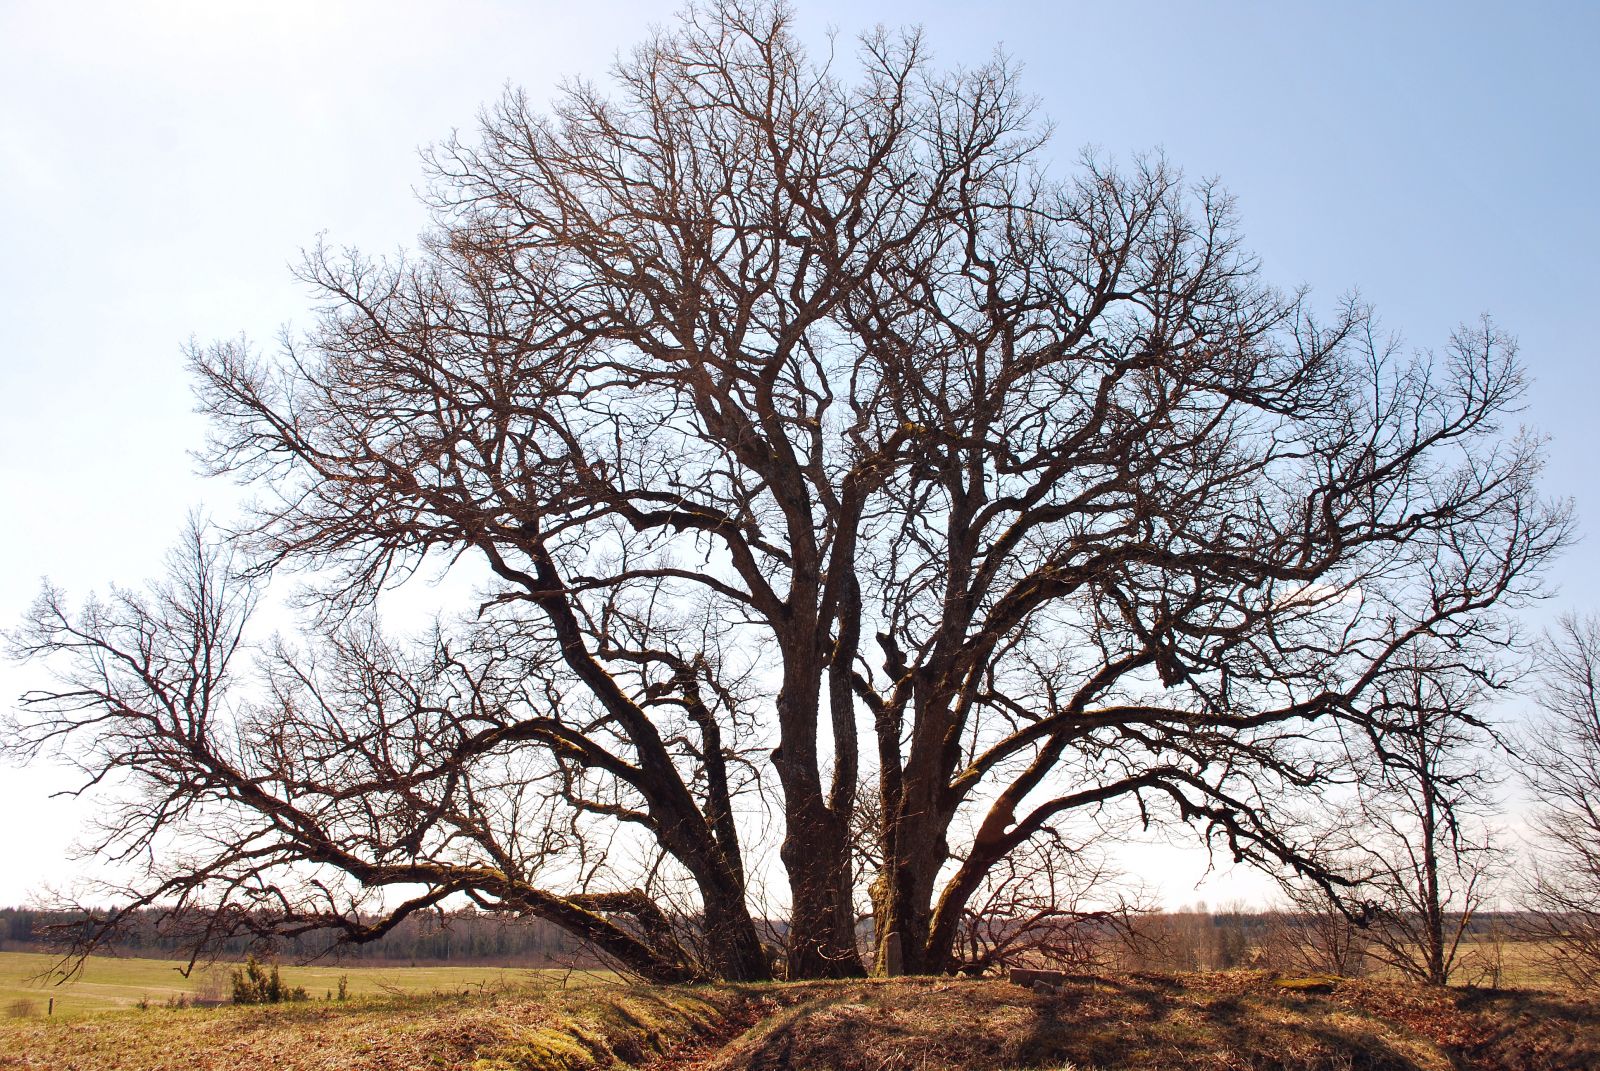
[2,970,1596,1071]
[701,975,1445,1071]
[0,983,736,1071]
[1332,978,1600,1071]
[701,973,1600,1071]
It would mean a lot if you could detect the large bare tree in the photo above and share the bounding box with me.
[6,0,1570,980]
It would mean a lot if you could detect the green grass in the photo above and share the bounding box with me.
[0,950,613,1018]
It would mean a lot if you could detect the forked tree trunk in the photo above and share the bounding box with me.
[769,627,865,978]
[780,796,863,977]
[874,744,958,976]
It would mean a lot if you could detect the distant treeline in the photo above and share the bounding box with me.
[1,904,1536,973]
[0,906,590,966]
[1126,908,1528,968]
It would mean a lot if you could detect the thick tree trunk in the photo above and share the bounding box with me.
[872,854,940,974]
[780,796,862,977]
[700,875,773,982]
[772,663,864,978]
[874,754,956,976]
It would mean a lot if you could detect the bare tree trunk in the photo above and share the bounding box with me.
[874,708,957,975]
[779,793,860,977]
[773,657,863,978]
[1420,778,1447,986]
[698,876,771,982]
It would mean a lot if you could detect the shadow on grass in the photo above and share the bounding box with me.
[1342,983,1600,1071]
[1008,976,1425,1071]
[701,976,1437,1071]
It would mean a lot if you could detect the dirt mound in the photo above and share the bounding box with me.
[4,971,1596,1071]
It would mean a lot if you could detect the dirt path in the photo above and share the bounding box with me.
[638,990,793,1071]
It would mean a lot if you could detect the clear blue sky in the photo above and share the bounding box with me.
[1,0,1595,908]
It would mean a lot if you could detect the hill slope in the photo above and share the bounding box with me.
[1,971,1595,1071]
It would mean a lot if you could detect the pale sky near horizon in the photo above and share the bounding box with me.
[1,0,1596,912]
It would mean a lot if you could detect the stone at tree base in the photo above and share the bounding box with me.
[1008,967,1065,988]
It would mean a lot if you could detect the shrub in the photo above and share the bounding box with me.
[230,954,309,1004]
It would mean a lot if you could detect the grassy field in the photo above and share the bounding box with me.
[0,976,733,1071]
[1443,936,1555,989]
[1276,936,1561,991]
[0,951,611,1018]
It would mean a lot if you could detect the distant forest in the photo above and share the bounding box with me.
[2,903,1535,978]
[0,906,589,966]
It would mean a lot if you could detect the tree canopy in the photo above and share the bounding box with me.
[5,0,1569,981]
